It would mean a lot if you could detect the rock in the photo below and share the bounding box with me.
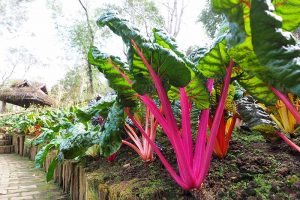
[277,167,290,176]
[292,182,300,190]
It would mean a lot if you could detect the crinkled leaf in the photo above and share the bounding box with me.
[98,101,124,157]
[76,95,117,121]
[152,28,209,109]
[273,0,300,31]
[250,0,300,97]
[232,67,277,105]
[97,12,191,94]
[196,36,230,78]
[88,46,137,107]
[59,124,97,159]
[237,96,278,140]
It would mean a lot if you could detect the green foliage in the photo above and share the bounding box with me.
[196,36,229,78]
[273,0,300,31]
[211,0,300,99]
[98,101,124,157]
[96,12,191,91]
[197,0,224,38]
[250,0,300,96]
[88,47,137,107]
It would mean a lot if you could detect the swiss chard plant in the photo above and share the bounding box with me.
[89,12,235,190]
[211,0,300,153]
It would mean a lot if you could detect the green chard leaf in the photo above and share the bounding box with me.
[98,101,124,157]
[35,143,54,168]
[97,12,191,96]
[231,67,277,105]
[196,36,230,78]
[76,95,117,121]
[152,28,209,109]
[88,46,137,107]
[273,0,300,31]
[250,0,300,96]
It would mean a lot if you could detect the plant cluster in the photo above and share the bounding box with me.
[0,0,299,192]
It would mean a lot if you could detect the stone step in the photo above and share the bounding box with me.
[0,139,11,146]
[0,145,14,154]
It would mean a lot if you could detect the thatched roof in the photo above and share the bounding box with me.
[0,80,56,108]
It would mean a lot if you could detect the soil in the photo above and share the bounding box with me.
[83,130,300,200]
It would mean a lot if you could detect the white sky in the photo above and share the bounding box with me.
[0,0,210,89]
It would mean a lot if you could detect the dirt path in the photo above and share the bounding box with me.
[0,154,69,200]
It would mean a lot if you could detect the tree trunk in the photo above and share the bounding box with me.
[1,101,7,113]
[87,63,94,94]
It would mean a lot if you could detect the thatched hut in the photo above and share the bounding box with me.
[0,80,56,108]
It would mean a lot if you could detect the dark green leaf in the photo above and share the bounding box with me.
[250,0,300,96]
[98,101,124,157]
[97,12,191,93]
[46,157,58,182]
[35,143,54,168]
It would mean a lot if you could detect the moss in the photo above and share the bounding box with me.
[233,130,265,145]
[286,175,300,187]
[254,175,272,200]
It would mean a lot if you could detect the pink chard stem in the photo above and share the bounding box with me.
[124,109,189,189]
[276,131,300,153]
[131,40,195,186]
[198,60,234,184]
[193,79,214,177]
[270,87,300,124]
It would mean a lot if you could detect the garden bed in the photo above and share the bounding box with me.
[13,130,300,200]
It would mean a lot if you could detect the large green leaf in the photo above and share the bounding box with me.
[98,101,124,157]
[35,143,54,168]
[59,123,98,159]
[97,12,191,94]
[250,0,300,96]
[237,96,278,141]
[152,28,209,109]
[76,95,116,121]
[231,67,277,104]
[88,46,137,107]
[212,0,247,47]
[46,157,58,182]
[196,36,230,78]
[273,0,300,31]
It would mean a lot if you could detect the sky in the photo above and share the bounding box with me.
[0,0,210,89]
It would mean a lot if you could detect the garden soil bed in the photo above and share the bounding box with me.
[83,130,300,200]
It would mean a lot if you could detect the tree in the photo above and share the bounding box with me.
[78,0,95,94]
[159,0,187,38]
[0,0,32,35]
[197,0,224,39]
[46,0,165,102]
[100,0,164,37]
[0,47,38,86]
[50,65,112,106]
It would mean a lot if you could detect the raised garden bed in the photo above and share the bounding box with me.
[13,130,300,200]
